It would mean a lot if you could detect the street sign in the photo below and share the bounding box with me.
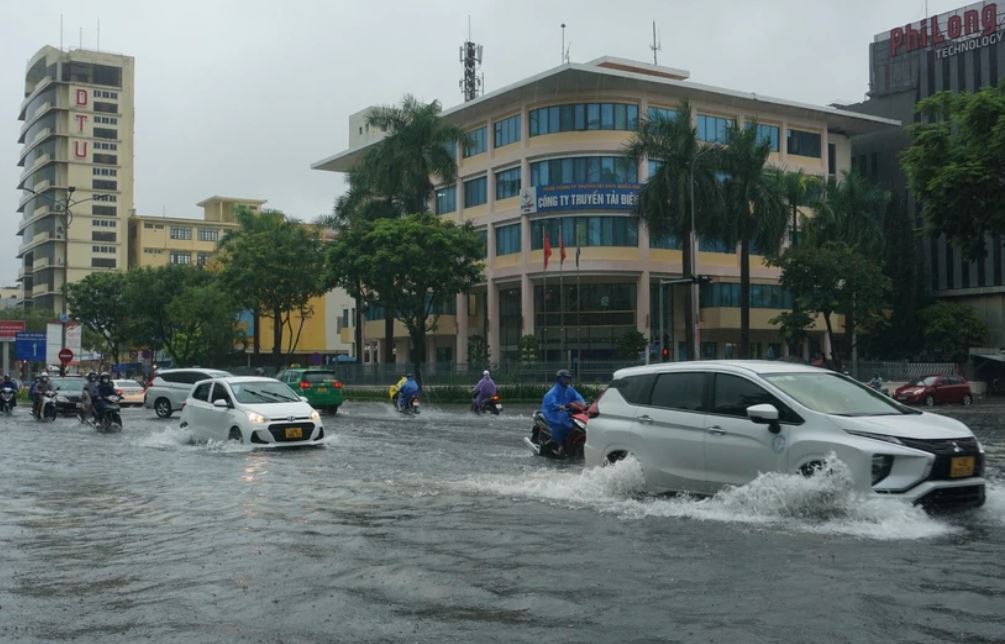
[15,332,46,362]
[309,352,322,366]
[0,321,25,342]
[58,348,74,364]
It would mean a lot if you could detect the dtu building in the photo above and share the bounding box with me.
[314,57,896,367]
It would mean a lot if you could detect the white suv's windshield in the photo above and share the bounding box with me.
[230,381,301,404]
[762,372,912,416]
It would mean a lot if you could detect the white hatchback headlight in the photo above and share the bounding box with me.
[309,410,321,423]
[246,411,267,424]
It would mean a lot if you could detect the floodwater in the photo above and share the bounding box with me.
[1,401,1003,643]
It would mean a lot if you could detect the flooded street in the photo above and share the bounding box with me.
[1,402,1003,643]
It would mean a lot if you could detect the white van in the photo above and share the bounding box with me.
[584,361,986,510]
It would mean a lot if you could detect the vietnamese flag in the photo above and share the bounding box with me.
[543,234,552,269]
[559,235,567,265]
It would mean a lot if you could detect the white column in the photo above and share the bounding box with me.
[521,273,534,336]
[487,280,500,365]
[455,292,468,367]
[637,271,650,336]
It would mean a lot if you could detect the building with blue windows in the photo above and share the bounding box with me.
[314,57,896,366]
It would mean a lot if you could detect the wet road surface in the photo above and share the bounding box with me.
[1,402,1003,643]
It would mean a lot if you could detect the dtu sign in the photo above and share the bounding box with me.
[890,2,999,55]
[72,86,90,159]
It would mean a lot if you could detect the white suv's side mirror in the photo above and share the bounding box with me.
[747,403,781,433]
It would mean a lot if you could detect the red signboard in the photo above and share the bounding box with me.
[890,2,998,56]
[58,348,73,364]
[0,321,25,343]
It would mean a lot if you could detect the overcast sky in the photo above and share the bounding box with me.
[1,0,966,284]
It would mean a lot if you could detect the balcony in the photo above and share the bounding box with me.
[18,76,54,120]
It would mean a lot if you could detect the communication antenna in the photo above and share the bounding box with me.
[97,19,101,51]
[650,21,662,65]
[561,23,567,64]
[459,16,483,102]
[60,14,64,50]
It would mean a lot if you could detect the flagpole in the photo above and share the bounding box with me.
[559,244,566,370]
[576,246,581,379]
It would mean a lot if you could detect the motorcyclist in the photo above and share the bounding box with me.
[32,374,51,417]
[82,372,100,420]
[93,373,116,422]
[253,367,266,377]
[0,373,17,409]
[868,373,883,391]
[541,369,585,454]
[388,374,407,402]
[472,370,497,412]
[397,373,420,411]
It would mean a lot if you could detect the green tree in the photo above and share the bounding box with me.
[518,334,539,365]
[807,170,888,260]
[616,330,648,360]
[718,123,790,357]
[163,283,244,366]
[901,86,1005,259]
[467,334,491,370]
[625,101,723,359]
[217,207,327,368]
[918,301,987,363]
[773,241,889,370]
[65,271,130,365]
[335,212,483,383]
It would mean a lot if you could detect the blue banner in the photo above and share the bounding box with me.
[15,332,46,362]
[524,183,640,214]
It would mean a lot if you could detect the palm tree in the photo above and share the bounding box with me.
[807,170,888,260]
[625,101,723,360]
[718,123,789,358]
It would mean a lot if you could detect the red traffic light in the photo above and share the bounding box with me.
[661,347,670,361]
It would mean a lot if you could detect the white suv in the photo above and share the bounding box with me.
[585,361,986,511]
[144,368,231,418]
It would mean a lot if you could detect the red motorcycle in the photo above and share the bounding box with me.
[524,401,588,460]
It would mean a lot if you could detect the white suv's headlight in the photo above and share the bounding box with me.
[246,411,267,424]
[309,410,321,423]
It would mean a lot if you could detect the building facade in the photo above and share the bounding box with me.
[848,1,1005,341]
[16,46,135,311]
[314,57,896,367]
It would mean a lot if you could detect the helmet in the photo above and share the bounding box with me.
[87,371,97,381]
[99,372,110,381]
[40,374,49,381]
[253,367,265,376]
[483,370,490,377]
[556,369,572,380]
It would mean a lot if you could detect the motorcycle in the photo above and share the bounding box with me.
[397,394,421,415]
[0,386,16,415]
[524,400,589,460]
[94,395,123,433]
[471,392,503,415]
[34,388,58,422]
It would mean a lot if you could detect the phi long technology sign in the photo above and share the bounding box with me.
[886,1,1003,59]
[519,183,640,215]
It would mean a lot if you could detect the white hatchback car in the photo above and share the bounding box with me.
[585,361,986,510]
[179,376,325,447]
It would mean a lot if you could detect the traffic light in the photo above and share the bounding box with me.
[661,347,670,361]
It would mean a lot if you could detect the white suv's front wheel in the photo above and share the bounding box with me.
[154,398,172,418]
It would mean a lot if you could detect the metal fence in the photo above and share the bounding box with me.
[851,360,960,383]
[322,360,646,387]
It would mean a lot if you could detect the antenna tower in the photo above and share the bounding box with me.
[650,21,661,65]
[459,17,483,102]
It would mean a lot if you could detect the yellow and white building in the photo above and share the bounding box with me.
[16,46,135,311]
[314,57,899,365]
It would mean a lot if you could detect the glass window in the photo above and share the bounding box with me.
[648,106,677,121]
[530,156,637,186]
[229,381,300,404]
[697,114,735,144]
[197,228,219,242]
[699,237,734,253]
[748,123,780,152]
[531,217,637,249]
[528,103,640,136]
[763,372,904,417]
[495,167,521,200]
[712,374,789,419]
[435,185,456,214]
[192,383,211,401]
[495,223,521,256]
[650,372,707,411]
[463,127,487,157]
[612,374,657,405]
[463,176,487,208]
[650,234,681,250]
[170,252,191,265]
[170,226,192,240]
[494,114,521,148]
[787,129,822,158]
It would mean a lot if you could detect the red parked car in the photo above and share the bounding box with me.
[894,374,973,407]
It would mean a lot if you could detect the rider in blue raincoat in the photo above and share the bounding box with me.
[472,370,497,411]
[541,369,585,449]
[397,374,420,410]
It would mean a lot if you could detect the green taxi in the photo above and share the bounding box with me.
[276,368,344,413]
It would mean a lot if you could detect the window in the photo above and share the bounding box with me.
[530,156,638,186]
[93,128,117,139]
[647,106,677,122]
[94,116,118,125]
[196,252,212,266]
[92,218,116,227]
[93,101,117,113]
[463,176,487,208]
[93,153,117,165]
[92,167,117,176]
[92,179,117,190]
[92,245,116,254]
[612,373,657,404]
[94,142,117,151]
[827,143,836,176]
[143,248,164,254]
[712,373,797,422]
[91,257,116,268]
[787,129,822,158]
[91,231,116,242]
[495,167,521,200]
[197,228,219,242]
[435,185,456,214]
[495,223,521,255]
[94,90,118,100]
[211,384,233,406]
[463,127,487,157]
[494,114,521,148]
[748,123,780,152]
[529,103,639,136]
[93,193,116,202]
[92,205,116,216]
[650,372,707,411]
[170,226,192,240]
[170,252,192,265]
[650,234,681,249]
[699,282,793,309]
[192,382,211,402]
[531,216,638,248]
[699,237,734,253]
[697,114,735,143]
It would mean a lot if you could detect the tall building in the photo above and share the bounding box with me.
[15,46,135,311]
[848,1,1005,340]
[313,57,896,366]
